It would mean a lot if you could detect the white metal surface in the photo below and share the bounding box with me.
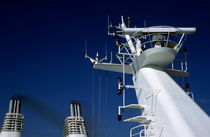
[87,16,210,137]
[133,47,177,69]
[120,104,145,109]
[94,63,134,74]
[0,99,23,137]
[134,67,210,137]
[122,27,196,34]
[64,103,87,137]
[124,115,152,124]
[0,132,21,137]
[67,135,87,137]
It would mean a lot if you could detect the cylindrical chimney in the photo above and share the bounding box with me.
[0,98,24,137]
[16,100,20,113]
[8,99,13,113]
[64,103,87,137]
[77,104,81,117]
[70,104,74,116]
[13,100,17,113]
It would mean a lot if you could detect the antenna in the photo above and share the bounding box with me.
[99,43,108,62]
[84,40,96,64]
[84,41,108,64]
[108,15,116,36]
[85,40,88,59]
[121,16,125,29]
[121,16,124,24]
[86,16,207,137]
[96,52,99,62]
[144,20,147,28]
[110,51,113,63]
[134,21,138,28]
[105,42,108,60]
[128,17,131,28]
[108,15,110,33]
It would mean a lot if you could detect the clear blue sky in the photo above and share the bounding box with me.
[0,0,210,137]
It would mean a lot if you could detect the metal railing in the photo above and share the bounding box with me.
[116,29,186,65]
[138,33,186,52]
[130,124,148,137]
[170,58,188,72]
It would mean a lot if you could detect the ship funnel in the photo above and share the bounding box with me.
[8,99,21,114]
[70,103,81,117]
[64,103,87,137]
[0,98,24,137]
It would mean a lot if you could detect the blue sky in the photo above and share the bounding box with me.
[0,0,210,137]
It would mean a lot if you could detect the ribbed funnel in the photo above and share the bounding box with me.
[64,103,87,137]
[1,98,24,133]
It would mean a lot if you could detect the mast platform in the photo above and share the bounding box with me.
[124,116,152,125]
[120,104,145,109]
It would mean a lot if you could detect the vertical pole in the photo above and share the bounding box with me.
[184,55,188,71]
[144,125,147,137]
[185,61,188,71]
[74,104,78,117]
[166,31,170,47]
[9,99,13,113]
[123,54,125,106]
[181,62,184,71]
[118,106,121,115]
[171,62,174,70]
[13,100,17,113]
[16,100,20,114]
[70,104,74,116]
[110,51,113,64]
[77,104,80,117]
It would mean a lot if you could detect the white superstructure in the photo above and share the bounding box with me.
[64,103,87,137]
[86,16,210,137]
[0,98,24,137]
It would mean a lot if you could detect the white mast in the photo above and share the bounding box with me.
[0,98,24,137]
[87,16,210,137]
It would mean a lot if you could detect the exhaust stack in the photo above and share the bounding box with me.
[0,98,24,137]
[64,103,87,137]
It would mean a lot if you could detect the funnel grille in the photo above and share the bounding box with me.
[64,117,87,137]
[1,113,24,133]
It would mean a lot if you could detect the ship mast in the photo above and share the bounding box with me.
[86,16,210,137]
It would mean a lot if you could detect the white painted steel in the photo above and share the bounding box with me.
[67,135,87,137]
[120,17,136,54]
[133,67,210,137]
[123,27,196,34]
[0,132,21,137]
[8,100,13,113]
[89,16,210,137]
[64,104,87,137]
[77,104,80,117]
[135,39,142,56]
[124,34,136,54]
[133,47,177,69]
[0,99,24,137]
[94,63,134,74]
[70,104,74,116]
